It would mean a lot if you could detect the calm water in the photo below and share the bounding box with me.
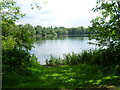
[31,36,98,65]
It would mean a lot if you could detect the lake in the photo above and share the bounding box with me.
[31,36,98,65]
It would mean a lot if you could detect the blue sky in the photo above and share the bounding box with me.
[16,0,100,28]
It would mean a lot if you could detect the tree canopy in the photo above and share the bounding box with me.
[89,0,120,48]
[1,0,38,73]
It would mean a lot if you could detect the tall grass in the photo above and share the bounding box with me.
[45,47,120,66]
[46,50,96,65]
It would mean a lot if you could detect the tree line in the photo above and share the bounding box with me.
[18,24,91,37]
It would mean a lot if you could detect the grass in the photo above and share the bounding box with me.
[3,64,120,88]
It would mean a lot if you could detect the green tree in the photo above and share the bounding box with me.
[1,0,26,50]
[88,0,120,65]
[1,0,38,72]
[1,0,25,22]
[89,0,120,48]
[34,25,42,35]
[1,0,38,50]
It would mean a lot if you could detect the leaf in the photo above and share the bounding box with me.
[112,31,115,35]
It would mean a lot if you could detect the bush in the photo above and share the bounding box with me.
[2,48,40,87]
[2,72,23,86]
[2,48,39,72]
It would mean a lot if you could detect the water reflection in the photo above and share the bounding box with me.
[31,36,98,65]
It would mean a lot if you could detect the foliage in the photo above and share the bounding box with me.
[46,48,120,66]
[46,50,93,65]
[1,0,25,22]
[2,22,36,51]
[86,0,120,68]
[89,0,120,48]
[1,0,39,74]
[68,26,90,35]
[34,25,90,37]
[2,48,39,71]
[46,55,62,66]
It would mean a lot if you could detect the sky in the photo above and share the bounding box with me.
[16,0,100,28]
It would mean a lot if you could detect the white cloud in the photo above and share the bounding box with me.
[16,0,100,28]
